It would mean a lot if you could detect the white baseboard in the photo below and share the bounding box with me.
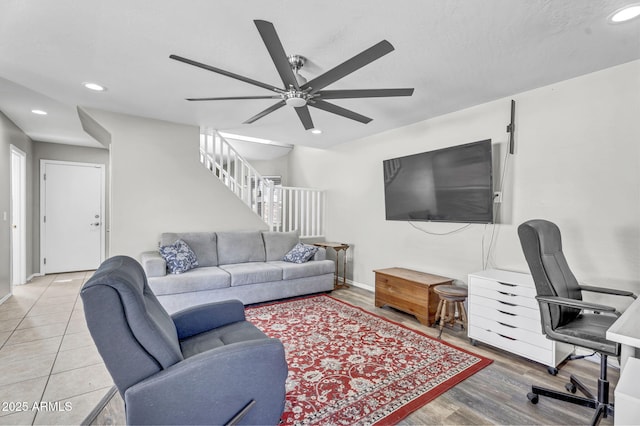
[345,279,374,293]
[0,292,12,306]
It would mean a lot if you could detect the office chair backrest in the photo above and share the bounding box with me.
[518,220,582,329]
[81,256,184,396]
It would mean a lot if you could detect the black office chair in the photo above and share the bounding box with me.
[518,219,636,426]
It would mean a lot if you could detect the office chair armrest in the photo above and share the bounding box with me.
[172,299,246,339]
[535,295,617,312]
[579,285,637,299]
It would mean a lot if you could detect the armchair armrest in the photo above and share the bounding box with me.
[171,299,246,339]
[580,285,637,299]
[536,295,618,313]
[124,338,287,426]
[140,251,166,278]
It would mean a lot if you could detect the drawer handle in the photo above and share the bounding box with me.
[498,322,516,328]
[497,333,516,341]
[498,291,517,297]
[497,281,516,287]
[497,310,516,316]
[498,300,517,307]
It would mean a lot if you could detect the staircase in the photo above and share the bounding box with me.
[200,128,325,238]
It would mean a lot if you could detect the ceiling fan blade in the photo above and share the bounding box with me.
[243,100,286,124]
[317,88,414,99]
[302,40,395,94]
[170,54,281,93]
[254,20,299,90]
[310,99,372,124]
[186,95,282,101]
[294,105,314,130]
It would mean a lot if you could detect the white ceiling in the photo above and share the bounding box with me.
[0,0,638,151]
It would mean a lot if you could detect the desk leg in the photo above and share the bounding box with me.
[620,344,639,374]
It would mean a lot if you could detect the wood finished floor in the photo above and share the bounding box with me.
[91,286,618,425]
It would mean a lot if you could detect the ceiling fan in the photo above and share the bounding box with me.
[170,19,414,131]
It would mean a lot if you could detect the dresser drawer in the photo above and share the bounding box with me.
[472,315,550,348]
[469,285,538,310]
[469,325,555,365]
[470,303,542,333]
[470,276,537,298]
[468,294,540,321]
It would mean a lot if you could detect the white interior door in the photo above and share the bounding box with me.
[10,145,26,286]
[41,161,105,273]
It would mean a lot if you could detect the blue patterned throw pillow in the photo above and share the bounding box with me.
[159,239,199,274]
[283,243,318,264]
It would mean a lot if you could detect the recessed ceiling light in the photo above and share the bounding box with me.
[31,109,47,115]
[83,82,107,91]
[610,4,640,22]
[310,128,322,135]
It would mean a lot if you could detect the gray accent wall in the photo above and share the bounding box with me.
[287,60,640,308]
[82,109,267,259]
[0,112,34,300]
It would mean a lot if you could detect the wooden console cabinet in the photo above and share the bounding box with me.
[374,267,453,326]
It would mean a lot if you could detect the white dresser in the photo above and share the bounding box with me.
[468,269,573,369]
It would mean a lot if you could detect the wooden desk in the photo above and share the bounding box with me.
[374,267,453,326]
[314,242,349,289]
[606,295,640,373]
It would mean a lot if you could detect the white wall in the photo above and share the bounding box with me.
[288,60,640,303]
[84,109,267,258]
[0,112,34,299]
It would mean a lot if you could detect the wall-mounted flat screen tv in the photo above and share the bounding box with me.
[383,139,493,223]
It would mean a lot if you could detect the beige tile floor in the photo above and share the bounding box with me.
[0,272,112,425]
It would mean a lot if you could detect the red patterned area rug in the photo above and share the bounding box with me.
[246,295,492,425]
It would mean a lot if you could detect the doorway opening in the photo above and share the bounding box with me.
[10,145,27,286]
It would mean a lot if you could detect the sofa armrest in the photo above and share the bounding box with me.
[124,338,287,426]
[140,251,166,277]
[313,247,327,261]
[171,300,246,339]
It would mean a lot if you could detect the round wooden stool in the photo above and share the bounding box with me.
[433,285,468,339]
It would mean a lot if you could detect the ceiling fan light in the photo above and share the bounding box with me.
[285,96,307,108]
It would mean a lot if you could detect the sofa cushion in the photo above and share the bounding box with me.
[283,243,318,264]
[217,231,266,265]
[159,239,199,274]
[160,233,218,267]
[220,263,282,287]
[270,260,335,280]
[149,267,230,296]
[262,231,299,262]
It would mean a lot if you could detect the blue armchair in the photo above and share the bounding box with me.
[81,255,288,425]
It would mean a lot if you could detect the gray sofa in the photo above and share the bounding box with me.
[141,230,335,313]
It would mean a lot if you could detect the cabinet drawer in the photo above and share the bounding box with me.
[468,294,540,321]
[469,285,538,310]
[469,303,542,333]
[470,276,537,298]
[469,325,555,366]
[472,316,550,348]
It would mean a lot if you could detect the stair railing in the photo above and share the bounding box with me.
[199,128,325,237]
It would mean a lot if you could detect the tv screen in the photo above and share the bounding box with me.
[383,139,493,223]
